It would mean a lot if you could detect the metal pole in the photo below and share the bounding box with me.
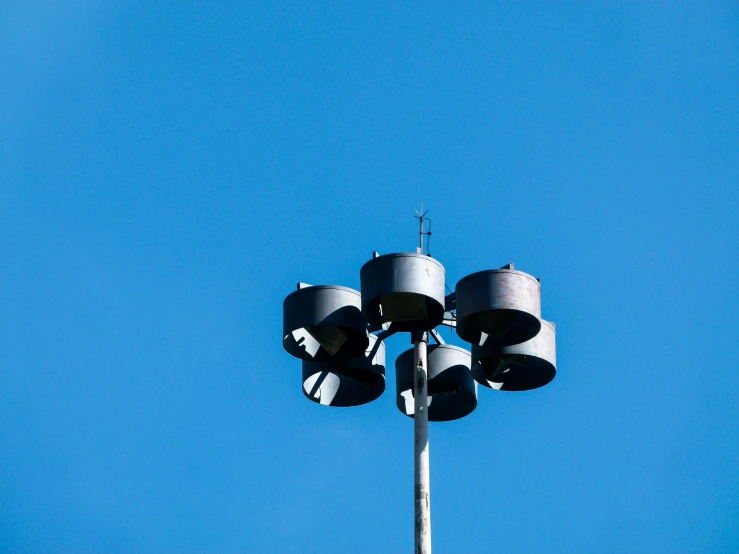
[413,331,431,554]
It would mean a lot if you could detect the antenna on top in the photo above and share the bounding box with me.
[414,203,432,256]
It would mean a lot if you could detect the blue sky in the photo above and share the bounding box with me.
[1,2,737,552]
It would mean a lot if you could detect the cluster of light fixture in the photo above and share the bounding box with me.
[282,252,557,420]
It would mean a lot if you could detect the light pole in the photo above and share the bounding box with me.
[282,210,557,553]
[412,329,431,553]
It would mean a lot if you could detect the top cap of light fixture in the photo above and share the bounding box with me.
[360,252,446,332]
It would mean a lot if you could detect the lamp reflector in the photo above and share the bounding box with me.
[380,292,427,322]
[305,325,347,356]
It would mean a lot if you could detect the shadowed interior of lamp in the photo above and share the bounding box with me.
[305,325,347,356]
[380,292,427,322]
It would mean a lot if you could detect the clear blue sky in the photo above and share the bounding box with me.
[2,2,738,552]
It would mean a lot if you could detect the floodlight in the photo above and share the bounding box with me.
[395,344,477,421]
[471,320,556,391]
[455,268,541,346]
[302,333,386,407]
[283,284,368,362]
[360,253,445,332]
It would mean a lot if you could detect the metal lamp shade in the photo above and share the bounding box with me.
[302,333,386,407]
[395,344,477,422]
[360,253,446,332]
[455,269,541,347]
[283,285,369,363]
[471,320,556,391]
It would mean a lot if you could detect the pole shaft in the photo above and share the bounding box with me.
[414,335,431,554]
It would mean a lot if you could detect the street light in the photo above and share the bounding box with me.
[281,210,557,554]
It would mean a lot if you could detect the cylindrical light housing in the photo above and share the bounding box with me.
[395,344,477,421]
[455,269,541,347]
[283,285,369,362]
[302,333,386,407]
[471,320,556,391]
[360,253,446,332]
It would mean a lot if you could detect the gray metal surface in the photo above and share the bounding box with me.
[283,285,369,362]
[455,269,541,347]
[360,253,446,332]
[412,334,432,554]
[395,344,477,422]
[302,333,386,407]
[471,320,556,391]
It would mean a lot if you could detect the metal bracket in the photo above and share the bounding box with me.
[444,291,456,311]
[374,324,397,343]
[429,328,445,345]
[366,323,397,361]
[439,311,456,328]
[367,320,393,333]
